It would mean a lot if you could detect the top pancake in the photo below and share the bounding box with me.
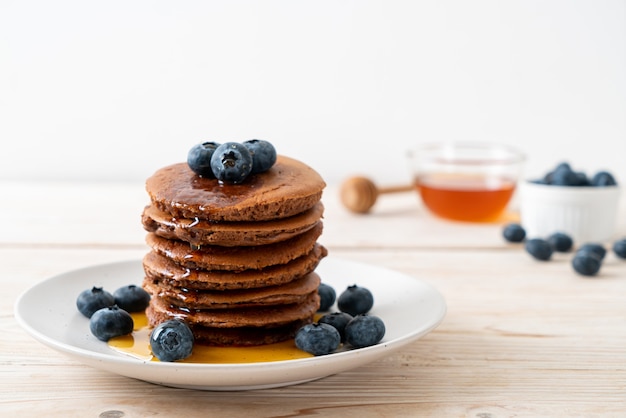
[145,155,326,222]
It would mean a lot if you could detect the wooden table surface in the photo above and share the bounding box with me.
[2,180,626,417]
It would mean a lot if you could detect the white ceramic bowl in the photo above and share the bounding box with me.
[519,181,621,244]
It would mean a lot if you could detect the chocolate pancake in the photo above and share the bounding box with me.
[142,202,324,247]
[147,291,319,327]
[146,291,320,345]
[146,222,323,271]
[145,156,326,222]
[143,272,320,309]
[143,244,327,290]
[154,315,311,347]
[189,319,312,346]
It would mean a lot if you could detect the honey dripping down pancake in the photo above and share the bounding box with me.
[142,202,324,247]
[145,156,326,222]
[145,222,323,271]
[143,272,321,310]
[141,146,327,348]
[143,245,327,291]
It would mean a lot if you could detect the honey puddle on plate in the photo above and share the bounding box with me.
[108,313,314,363]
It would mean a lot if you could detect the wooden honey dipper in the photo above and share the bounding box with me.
[340,176,413,214]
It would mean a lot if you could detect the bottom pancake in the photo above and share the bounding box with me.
[182,317,311,346]
[146,291,320,346]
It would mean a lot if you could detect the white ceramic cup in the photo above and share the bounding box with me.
[520,181,621,244]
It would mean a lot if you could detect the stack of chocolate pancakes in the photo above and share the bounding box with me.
[141,155,327,346]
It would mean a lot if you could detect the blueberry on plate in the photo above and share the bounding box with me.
[337,285,374,316]
[150,320,195,362]
[317,283,336,312]
[210,142,253,183]
[525,238,553,261]
[318,312,353,342]
[243,139,277,174]
[577,243,607,260]
[187,142,220,178]
[76,286,115,318]
[547,232,573,252]
[572,252,602,276]
[344,315,386,348]
[613,238,626,259]
[295,323,340,356]
[89,306,134,342]
[502,223,526,243]
[113,285,151,313]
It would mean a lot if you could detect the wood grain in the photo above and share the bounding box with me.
[2,182,626,417]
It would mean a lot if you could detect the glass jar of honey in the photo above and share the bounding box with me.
[408,142,525,222]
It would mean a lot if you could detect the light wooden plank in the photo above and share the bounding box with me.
[3,248,625,416]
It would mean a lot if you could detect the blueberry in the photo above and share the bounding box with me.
[318,312,353,342]
[591,171,617,187]
[613,238,626,259]
[150,320,195,362]
[525,238,553,261]
[337,285,374,316]
[344,315,386,348]
[210,142,253,183]
[76,286,115,318]
[243,139,277,174]
[577,243,606,260]
[547,232,573,252]
[541,171,554,184]
[502,223,526,243]
[555,162,572,172]
[113,285,151,313]
[187,142,220,178]
[295,323,341,356]
[317,283,336,312]
[572,253,602,276]
[552,165,579,186]
[89,306,134,341]
[573,171,590,186]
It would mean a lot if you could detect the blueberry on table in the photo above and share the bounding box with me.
[89,306,134,341]
[187,142,221,178]
[318,312,353,342]
[150,320,194,362]
[591,171,617,186]
[243,139,277,174]
[337,285,374,316]
[572,253,602,276]
[525,238,553,261]
[344,315,386,348]
[295,323,340,356]
[210,142,253,183]
[113,285,151,312]
[547,232,573,252]
[317,283,336,312]
[76,286,115,318]
[502,223,526,243]
[613,238,626,259]
[577,243,606,260]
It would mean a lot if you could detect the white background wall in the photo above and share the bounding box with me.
[2,0,625,187]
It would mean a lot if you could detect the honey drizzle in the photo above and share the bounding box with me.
[108,313,314,363]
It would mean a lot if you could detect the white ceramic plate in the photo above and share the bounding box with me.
[15,258,446,391]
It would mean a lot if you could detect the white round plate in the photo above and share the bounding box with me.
[15,257,446,391]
